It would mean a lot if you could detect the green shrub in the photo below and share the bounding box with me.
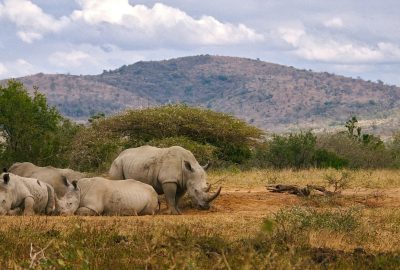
[266,131,317,169]
[317,132,392,168]
[68,126,123,172]
[147,136,217,165]
[314,149,348,169]
[0,80,78,167]
[73,104,264,171]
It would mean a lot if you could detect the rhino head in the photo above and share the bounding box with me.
[54,177,80,215]
[184,161,221,210]
[0,172,12,215]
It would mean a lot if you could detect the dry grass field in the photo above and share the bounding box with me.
[1,169,400,269]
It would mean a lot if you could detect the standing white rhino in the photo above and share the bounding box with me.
[109,146,221,215]
[9,162,84,197]
[55,177,159,216]
[0,170,55,215]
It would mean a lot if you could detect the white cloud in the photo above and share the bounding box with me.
[16,31,42,43]
[0,59,39,79]
[278,27,400,64]
[0,0,69,43]
[0,63,8,75]
[71,0,263,45]
[49,50,90,67]
[323,17,344,28]
[278,27,305,47]
[296,39,383,63]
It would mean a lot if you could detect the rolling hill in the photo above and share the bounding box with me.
[4,55,400,136]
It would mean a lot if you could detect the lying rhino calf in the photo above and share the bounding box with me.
[9,162,85,197]
[55,177,159,216]
[0,171,55,215]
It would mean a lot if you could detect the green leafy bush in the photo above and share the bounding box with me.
[74,104,263,171]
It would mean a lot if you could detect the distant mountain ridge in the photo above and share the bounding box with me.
[3,55,400,136]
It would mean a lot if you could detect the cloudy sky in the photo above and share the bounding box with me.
[1,0,399,85]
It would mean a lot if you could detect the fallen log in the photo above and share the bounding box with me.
[266,184,336,197]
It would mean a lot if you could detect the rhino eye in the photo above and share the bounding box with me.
[1,200,6,204]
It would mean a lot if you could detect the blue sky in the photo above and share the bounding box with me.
[1,0,399,85]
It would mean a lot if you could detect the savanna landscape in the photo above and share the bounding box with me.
[1,1,400,268]
[1,81,400,269]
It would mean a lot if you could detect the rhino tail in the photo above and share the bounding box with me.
[45,184,55,215]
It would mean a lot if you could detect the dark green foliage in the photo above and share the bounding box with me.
[0,80,79,167]
[267,131,316,169]
[314,149,348,169]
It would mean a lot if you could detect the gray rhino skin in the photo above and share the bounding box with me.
[109,145,221,215]
[55,177,159,216]
[0,172,55,215]
[9,162,85,197]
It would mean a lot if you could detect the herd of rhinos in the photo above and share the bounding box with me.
[0,146,222,216]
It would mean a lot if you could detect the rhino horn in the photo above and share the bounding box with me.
[204,183,211,192]
[3,173,10,184]
[204,186,221,202]
[202,162,211,171]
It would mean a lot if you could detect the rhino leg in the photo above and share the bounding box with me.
[22,197,35,216]
[8,207,22,215]
[162,182,181,215]
[76,207,98,216]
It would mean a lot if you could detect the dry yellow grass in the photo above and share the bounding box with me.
[209,168,400,189]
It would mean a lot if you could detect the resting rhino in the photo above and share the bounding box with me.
[54,177,159,216]
[109,145,221,215]
[0,170,55,215]
[8,162,85,197]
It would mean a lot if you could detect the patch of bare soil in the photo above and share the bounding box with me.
[178,187,400,215]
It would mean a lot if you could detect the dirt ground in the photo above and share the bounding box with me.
[179,186,400,215]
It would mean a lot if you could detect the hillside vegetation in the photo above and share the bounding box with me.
[2,81,400,172]
[6,55,400,136]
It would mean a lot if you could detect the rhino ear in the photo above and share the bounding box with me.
[202,162,211,171]
[62,176,69,187]
[3,173,10,184]
[184,161,194,172]
[2,168,7,173]
[71,180,78,190]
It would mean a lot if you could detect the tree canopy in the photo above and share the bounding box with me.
[0,80,77,166]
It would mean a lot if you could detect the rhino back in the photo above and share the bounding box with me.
[117,146,165,191]
[8,162,37,177]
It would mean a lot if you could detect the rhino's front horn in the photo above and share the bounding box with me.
[205,186,221,202]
